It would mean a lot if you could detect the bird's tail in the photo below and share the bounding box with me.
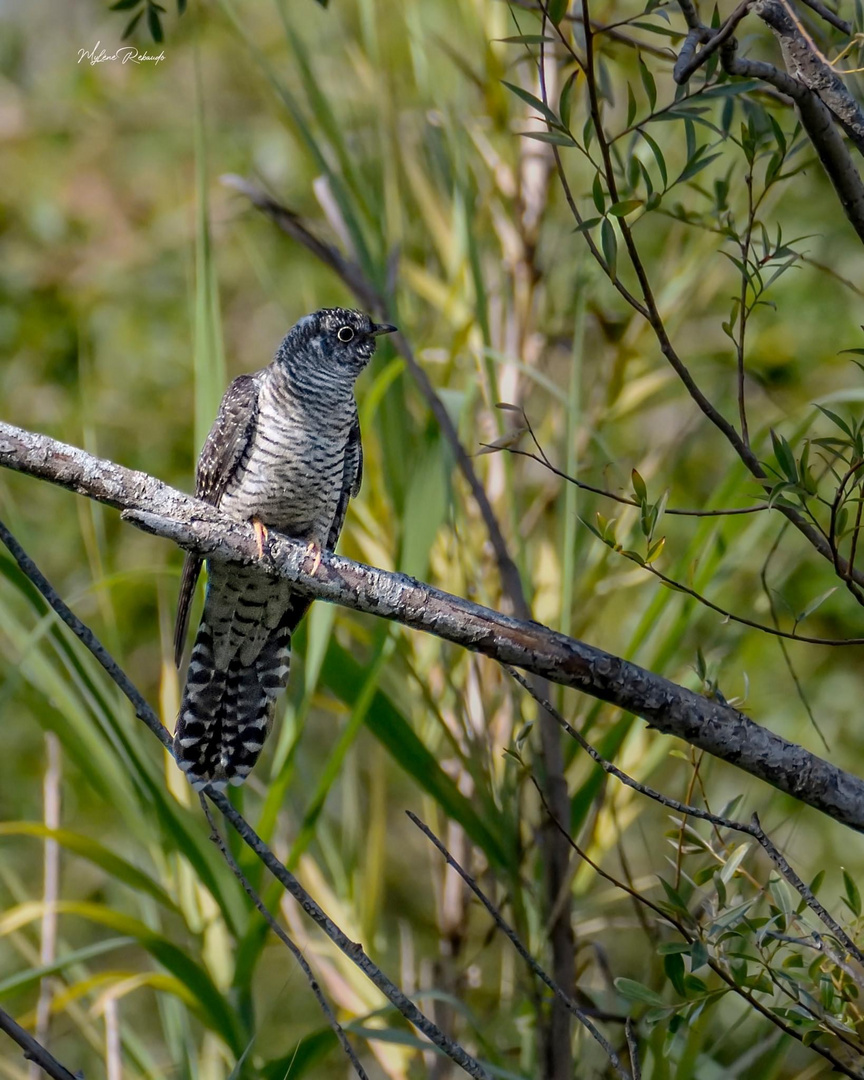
[173,611,296,790]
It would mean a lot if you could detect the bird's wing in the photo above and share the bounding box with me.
[326,413,363,552]
[174,373,261,667]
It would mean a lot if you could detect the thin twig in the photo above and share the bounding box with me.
[503,665,864,970]
[798,0,852,34]
[0,1005,80,1080]
[673,0,752,84]
[406,811,631,1080]
[533,778,864,1079]
[497,445,768,516]
[206,790,492,1079]
[627,554,864,647]
[625,1019,641,1080]
[198,797,371,1080]
[30,734,61,1080]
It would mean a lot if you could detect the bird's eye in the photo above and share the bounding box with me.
[337,326,355,343]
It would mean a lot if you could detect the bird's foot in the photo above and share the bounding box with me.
[304,539,323,576]
[252,518,270,561]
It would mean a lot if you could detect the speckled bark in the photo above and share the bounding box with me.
[4,419,864,831]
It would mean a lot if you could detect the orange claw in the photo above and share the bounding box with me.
[252,519,269,561]
[306,540,323,576]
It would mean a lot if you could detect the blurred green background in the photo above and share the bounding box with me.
[3,1,864,1077]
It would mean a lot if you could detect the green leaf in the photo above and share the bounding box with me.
[572,216,602,234]
[664,953,686,995]
[816,404,853,437]
[559,70,579,131]
[122,10,143,36]
[626,83,637,128]
[501,81,560,126]
[495,35,559,44]
[843,868,862,916]
[615,977,665,1007]
[638,54,656,112]
[601,218,617,281]
[592,172,606,214]
[771,429,798,483]
[608,199,643,217]
[797,587,837,623]
[3,902,244,1053]
[639,129,667,188]
[147,3,164,41]
[630,20,683,39]
[720,842,750,885]
[547,0,570,25]
[632,469,647,502]
[288,629,393,868]
[110,0,141,9]
[657,876,691,917]
[519,130,576,147]
[0,937,134,1000]
[697,80,763,100]
[690,939,709,972]
[677,152,722,184]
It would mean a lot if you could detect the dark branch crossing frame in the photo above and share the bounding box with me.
[2,418,864,830]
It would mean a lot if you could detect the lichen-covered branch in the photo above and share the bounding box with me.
[3,419,864,830]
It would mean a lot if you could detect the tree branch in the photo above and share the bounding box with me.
[197,797,371,1080]
[3,419,864,831]
[407,812,631,1079]
[0,1005,80,1080]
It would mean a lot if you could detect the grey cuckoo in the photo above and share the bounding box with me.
[173,308,396,789]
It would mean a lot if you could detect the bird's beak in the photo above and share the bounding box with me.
[371,323,398,337]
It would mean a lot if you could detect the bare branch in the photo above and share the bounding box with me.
[3,422,864,831]
[407,811,631,1079]
[532,778,864,1079]
[198,797,371,1080]
[673,0,751,84]
[797,0,852,34]
[495,442,770,517]
[504,666,864,971]
[0,1005,80,1080]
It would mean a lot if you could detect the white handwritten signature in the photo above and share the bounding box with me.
[77,42,166,66]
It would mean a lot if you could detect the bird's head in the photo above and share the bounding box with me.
[279,308,397,379]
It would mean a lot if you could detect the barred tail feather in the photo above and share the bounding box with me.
[173,618,293,790]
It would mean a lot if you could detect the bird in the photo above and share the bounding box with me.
[172,307,396,790]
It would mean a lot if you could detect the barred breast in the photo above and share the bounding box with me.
[219,368,355,544]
